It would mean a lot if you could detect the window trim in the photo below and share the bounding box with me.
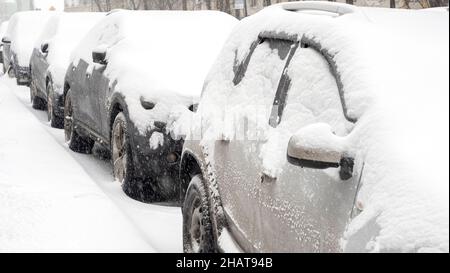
[269,35,358,126]
[300,35,357,123]
[232,31,298,86]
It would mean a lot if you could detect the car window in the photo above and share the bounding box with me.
[234,38,295,87]
[231,38,296,113]
[225,38,297,141]
[279,47,352,136]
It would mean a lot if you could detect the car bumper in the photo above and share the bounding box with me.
[129,122,184,200]
[15,66,31,85]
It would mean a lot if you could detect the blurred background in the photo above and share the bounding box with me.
[1,0,449,23]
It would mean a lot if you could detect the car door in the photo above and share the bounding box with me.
[30,48,49,96]
[257,46,359,252]
[89,63,109,139]
[2,42,11,71]
[214,35,297,252]
[71,59,101,133]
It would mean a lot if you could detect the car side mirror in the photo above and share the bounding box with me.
[287,123,354,180]
[92,48,107,65]
[40,43,49,54]
[1,37,10,44]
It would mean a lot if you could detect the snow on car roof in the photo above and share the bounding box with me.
[35,12,105,87]
[0,21,8,40]
[71,10,238,102]
[6,11,56,66]
[213,2,448,121]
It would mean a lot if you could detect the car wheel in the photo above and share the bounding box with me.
[46,80,63,128]
[7,65,14,78]
[111,112,135,185]
[64,89,94,153]
[30,80,46,110]
[182,174,217,253]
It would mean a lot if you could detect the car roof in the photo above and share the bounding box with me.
[70,10,238,101]
[225,1,448,120]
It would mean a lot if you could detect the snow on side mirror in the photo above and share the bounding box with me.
[92,48,107,65]
[41,43,49,54]
[287,123,354,180]
[1,37,10,44]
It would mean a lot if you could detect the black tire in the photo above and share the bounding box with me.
[182,174,217,253]
[30,80,46,110]
[46,79,63,128]
[111,112,135,186]
[64,89,94,153]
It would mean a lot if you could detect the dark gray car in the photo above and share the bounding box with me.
[63,10,237,202]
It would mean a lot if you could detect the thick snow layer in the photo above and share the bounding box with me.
[193,3,449,252]
[0,21,8,40]
[34,12,104,90]
[70,10,238,135]
[6,11,55,67]
[0,76,182,252]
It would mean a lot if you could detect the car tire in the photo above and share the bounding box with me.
[7,65,14,78]
[30,80,46,110]
[64,89,94,153]
[111,112,135,186]
[182,174,217,253]
[46,80,63,128]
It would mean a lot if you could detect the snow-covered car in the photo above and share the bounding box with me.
[63,10,237,201]
[180,2,449,253]
[0,21,8,69]
[29,12,104,128]
[3,11,55,85]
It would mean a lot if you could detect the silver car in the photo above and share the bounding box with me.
[179,2,449,252]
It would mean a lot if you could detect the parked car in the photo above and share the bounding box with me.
[0,21,8,70]
[63,10,237,201]
[180,2,449,253]
[2,11,54,85]
[29,12,104,127]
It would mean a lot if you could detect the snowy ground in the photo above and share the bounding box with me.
[0,71,182,252]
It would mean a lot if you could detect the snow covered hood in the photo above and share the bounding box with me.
[6,11,56,67]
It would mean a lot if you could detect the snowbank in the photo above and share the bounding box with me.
[0,76,153,252]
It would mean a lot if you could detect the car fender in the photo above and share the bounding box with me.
[181,140,227,247]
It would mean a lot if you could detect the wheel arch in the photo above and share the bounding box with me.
[179,150,202,203]
[108,94,128,138]
[180,148,228,248]
[63,81,71,102]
